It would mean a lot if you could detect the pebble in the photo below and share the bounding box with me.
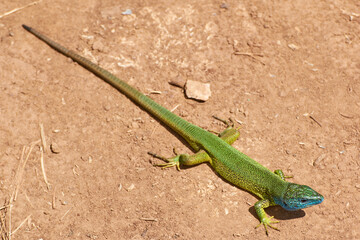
[131,122,140,129]
[220,3,229,9]
[313,154,326,166]
[288,43,299,50]
[185,80,211,101]
[92,40,108,52]
[103,104,111,111]
[122,9,132,15]
[50,143,60,154]
[126,184,135,191]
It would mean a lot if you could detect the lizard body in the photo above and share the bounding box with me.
[23,25,323,234]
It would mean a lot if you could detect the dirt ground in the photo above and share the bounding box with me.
[0,0,359,239]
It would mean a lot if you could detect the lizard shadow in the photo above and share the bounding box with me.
[248,205,305,221]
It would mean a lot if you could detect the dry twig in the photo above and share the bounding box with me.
[309,115,322,127]
[10,215,31,237]
[39,123,47,153]
[40,146,50,189]
[0,0,42,19]
[234,52,265,65]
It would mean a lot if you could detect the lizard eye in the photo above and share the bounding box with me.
[300,199,307,203]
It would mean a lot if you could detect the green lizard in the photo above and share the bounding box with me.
[23,24,323,234]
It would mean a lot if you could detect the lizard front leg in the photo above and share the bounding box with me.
[254,199,279,235]
[274,169,293,181]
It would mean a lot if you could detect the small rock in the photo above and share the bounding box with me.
[81,35,94,40]
[179,110,189,117]
[50,143,60,154]
[81,156,93,163]
[288,43,299,50]
[122,9,132,15]
[313,154,326,166]
[103,104,111,111]
[92,40,107,52]
[126,184,135,191]
[220,3,229,9]
[185,80,211,101]
[131,121,140,129]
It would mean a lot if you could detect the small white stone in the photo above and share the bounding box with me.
[126,184,135,191]
[185,80,211,101]
[288,43,299,50]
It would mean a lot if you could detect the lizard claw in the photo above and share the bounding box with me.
[148,152,181,170]
[154,161,180,171]
[255,216,280,235]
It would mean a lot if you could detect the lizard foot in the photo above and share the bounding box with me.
[255,216,280,235]
[212,115,234,128]
[148,150,181,171]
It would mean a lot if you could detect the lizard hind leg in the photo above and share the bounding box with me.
[149,115,242,170]
[218,127,240,145]
[149,148,212,170]
[212,116,241,145]
[149,116,241,170]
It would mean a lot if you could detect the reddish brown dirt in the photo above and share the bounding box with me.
[1,0,359,239]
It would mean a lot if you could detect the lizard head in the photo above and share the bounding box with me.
[275,183,324,211]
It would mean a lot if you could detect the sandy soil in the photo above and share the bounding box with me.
[0,0,359,239]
